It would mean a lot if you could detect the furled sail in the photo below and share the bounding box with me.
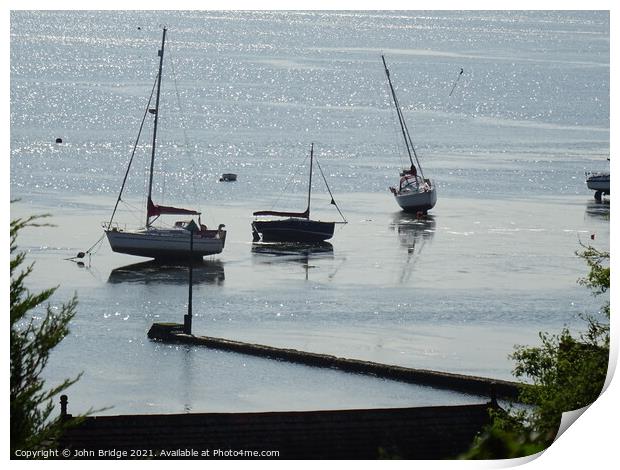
[147,197,201,217]
[252,208,309,218]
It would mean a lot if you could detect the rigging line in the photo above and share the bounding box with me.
[399,104,425,181]
[65,232,106,261]
[161,152,167,206]
[390,80,425,180]
[394,90,423,173]
[119,199,146,224]
[382,56,425,180]
[449,67,464,97]
[157,70,167,205]
[382,55,415,168]
[380,51,405,168]
[87,234,106,256]
[107,74,158,230]
[314,157,347,224]
[390,75,422,174]
[385,79,406,170]
[269,151,311,211]
[168,41,199,198]
[142,158,150,218]
[108,198,143,229]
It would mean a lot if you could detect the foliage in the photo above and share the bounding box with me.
[460,409,547,459]
[10,212,81,456]
[511,327,608,438]
[577,245,610,320]
[578,245,610,296]
[463,246,610,459]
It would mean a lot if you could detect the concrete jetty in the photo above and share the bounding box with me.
[147,322,524,400]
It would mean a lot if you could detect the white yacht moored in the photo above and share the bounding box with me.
[381,55,437,214]
[104,28,226,261]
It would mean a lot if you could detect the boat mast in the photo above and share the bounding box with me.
[146,27,167,227]
[306,143,313,219]
[381,55,424,180]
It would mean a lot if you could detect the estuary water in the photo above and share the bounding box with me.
[10,10,610,415]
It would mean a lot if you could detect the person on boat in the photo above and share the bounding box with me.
[399,165,419,190]
[400,164,417,177]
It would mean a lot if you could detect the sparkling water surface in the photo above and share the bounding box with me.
[10,11,609,415]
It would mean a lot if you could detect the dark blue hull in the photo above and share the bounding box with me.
[252,219,335,242]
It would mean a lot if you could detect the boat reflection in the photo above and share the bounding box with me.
[107,260,225,285]
[390,213,436,250]
[251,242,334,280]
[390,213,436,283]
[251,242,334,263]
[585,200,610,220]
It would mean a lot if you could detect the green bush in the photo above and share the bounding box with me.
[463,246,610,459]
[10,213,81,456]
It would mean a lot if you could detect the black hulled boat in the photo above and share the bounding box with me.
[252,144,346,243]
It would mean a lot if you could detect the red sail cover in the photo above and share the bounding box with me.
[253,208,309,218]
[147,198,200,217]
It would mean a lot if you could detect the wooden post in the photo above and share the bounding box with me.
[60,394,71,420]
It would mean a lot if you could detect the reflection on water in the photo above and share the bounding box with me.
[182,345,194,414]
[390,213,436,283]
[585,200,610,220]
[251,242,334,262]
[107,260,225,285]
[251,242,334,281]
[390,213,436,251]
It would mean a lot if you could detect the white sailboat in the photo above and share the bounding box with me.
[382,55,437,213]
[104,28,226,261]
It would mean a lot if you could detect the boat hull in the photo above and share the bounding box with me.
[586,175,610,193]
[394,187,437,213]
[105,228,226,260]
[252,219,335,243]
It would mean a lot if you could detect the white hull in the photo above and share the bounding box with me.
[105,227,226,260]
[394,185,437,213]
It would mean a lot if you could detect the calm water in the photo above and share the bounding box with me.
[10,11,609,415]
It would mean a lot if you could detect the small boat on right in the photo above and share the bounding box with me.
[381,55,437,214]
[585,171,610,202]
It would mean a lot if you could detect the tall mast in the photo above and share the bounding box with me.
[146,27,167,227]
[381,55,424,178]
[306,143,313,219]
